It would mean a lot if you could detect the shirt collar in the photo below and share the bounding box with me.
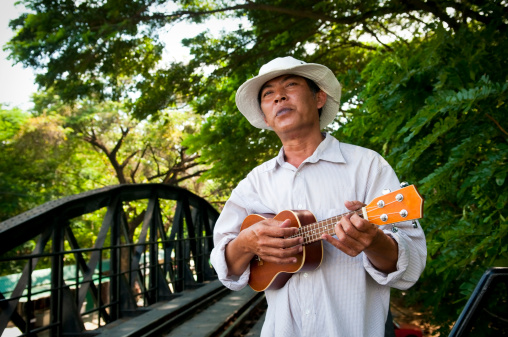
[264,133,346,172]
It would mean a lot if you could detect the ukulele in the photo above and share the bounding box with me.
[240,184,424,292]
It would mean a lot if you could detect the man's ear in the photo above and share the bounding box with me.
[316,90,327,109]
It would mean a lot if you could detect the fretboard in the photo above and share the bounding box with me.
[289,210,363,245]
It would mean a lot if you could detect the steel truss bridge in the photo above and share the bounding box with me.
[0,184,222,336]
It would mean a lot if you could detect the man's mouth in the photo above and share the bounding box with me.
[276,107,292,117]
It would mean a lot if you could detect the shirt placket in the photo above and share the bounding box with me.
[292,167,315,336]
[292,169,305,210]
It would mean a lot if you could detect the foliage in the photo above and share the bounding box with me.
[334,22,508,334]
[0,104,81,220]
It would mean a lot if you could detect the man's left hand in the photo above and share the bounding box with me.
[321,200,398,273]
[321,200,380,257]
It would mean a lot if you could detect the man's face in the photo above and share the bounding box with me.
[259,75,326,134]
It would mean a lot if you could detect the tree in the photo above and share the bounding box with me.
[61,99,206,186]
[6,0,508,334]
[30,92,208,239]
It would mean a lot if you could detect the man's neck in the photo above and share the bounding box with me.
[279,130,325,168]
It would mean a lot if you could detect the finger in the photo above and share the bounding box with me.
[260,254,299,265]
[340,222,359,240]
[257,220,299,238]
[321,234,361,257]
[253,224,302,248]
[338,214,359,239]
[340,210,371,235]
[264,235,303,249]
[335,219,379,253]
[279,219,292,228]
[257,243,303,264]
[334,221,349,239]
[279,219,301,238]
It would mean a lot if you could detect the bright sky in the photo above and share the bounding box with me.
[0,0,37,110]
[0,1,246,112]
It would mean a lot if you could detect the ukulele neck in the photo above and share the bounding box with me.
[290,209,364,245]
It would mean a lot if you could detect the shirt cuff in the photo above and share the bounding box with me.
[210,234,251,291]
[362,229,410,286]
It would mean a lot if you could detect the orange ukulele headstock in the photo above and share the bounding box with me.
[363,184,424,226]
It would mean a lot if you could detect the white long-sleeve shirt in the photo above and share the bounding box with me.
[210,133,427,337]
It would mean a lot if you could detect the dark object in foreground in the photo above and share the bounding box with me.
[449,267,508,337]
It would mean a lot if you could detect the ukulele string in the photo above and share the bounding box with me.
[367,211,404,220]
[364,199,402,212]
[291,206,403,244]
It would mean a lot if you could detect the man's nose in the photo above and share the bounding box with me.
[274,91,287,103]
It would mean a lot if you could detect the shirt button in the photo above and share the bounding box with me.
[305,310,310,315]
[298,204,303,209]
[303,273,308,278]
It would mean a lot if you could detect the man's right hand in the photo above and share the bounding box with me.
[225,219,303,277]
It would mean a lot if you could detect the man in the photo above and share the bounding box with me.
[210,56,426,336]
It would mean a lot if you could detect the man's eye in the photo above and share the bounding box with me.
[262,91,273,97]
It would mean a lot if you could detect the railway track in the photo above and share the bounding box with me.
[95,280,267,337]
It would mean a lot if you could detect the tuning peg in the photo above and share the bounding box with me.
[382,188,391,195]
[400,182,409,188]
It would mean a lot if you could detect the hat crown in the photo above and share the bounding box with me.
[258,56,306,76]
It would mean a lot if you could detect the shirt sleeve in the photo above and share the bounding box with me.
[362,155,427,290]
[363,220,427,290]
[209,191,251,291]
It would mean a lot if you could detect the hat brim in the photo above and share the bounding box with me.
[236,63,342,130]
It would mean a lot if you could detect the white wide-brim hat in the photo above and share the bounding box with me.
[236,56,342,130]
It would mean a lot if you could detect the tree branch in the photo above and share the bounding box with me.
[486,113,508,137]
[120,150,139,169]
[174,169,208,184]
[111,126,129,160]
[404,0,460,31]
[362,24,394,52]
[130,144,149,183]
[81,125,129,184]
[148,1,426,28]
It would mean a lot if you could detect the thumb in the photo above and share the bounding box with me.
[344,200,365,211]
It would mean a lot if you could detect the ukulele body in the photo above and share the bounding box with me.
[240,210,324,292]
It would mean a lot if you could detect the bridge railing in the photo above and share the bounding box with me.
[0,184,220,336]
